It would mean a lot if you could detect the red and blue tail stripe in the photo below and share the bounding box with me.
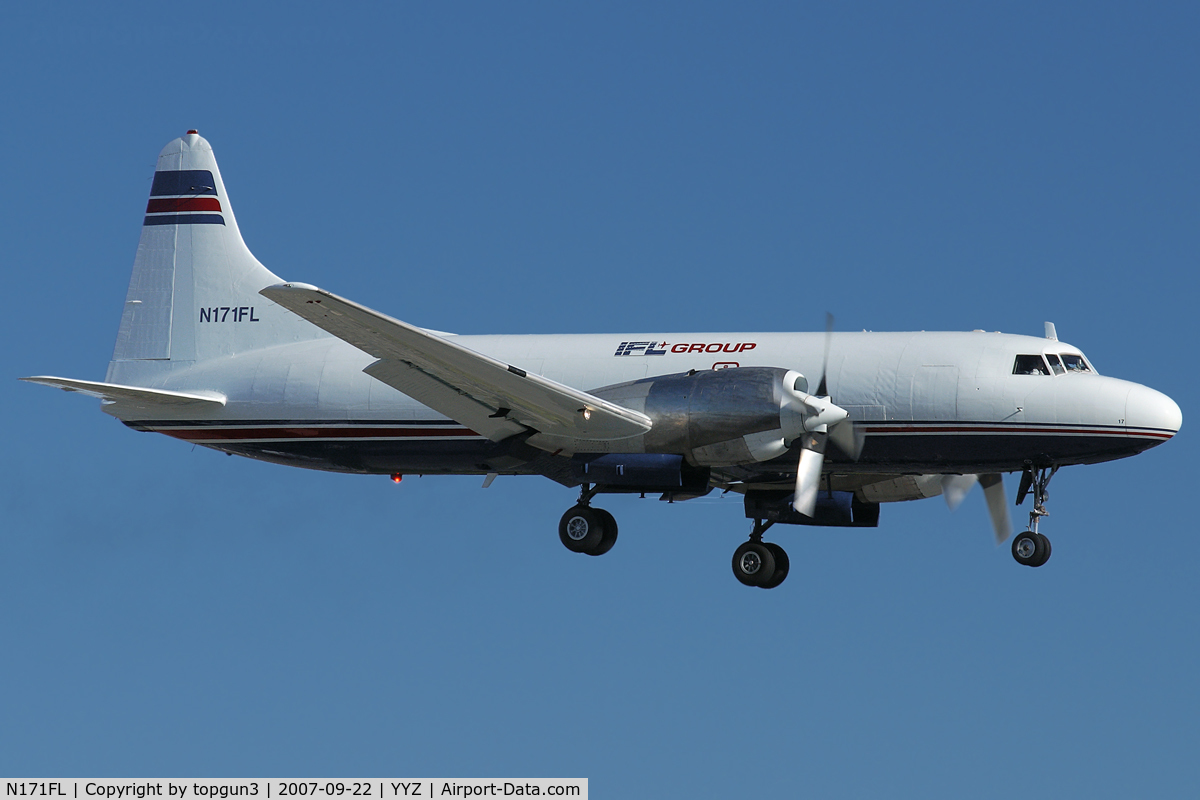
[143,169,225,226]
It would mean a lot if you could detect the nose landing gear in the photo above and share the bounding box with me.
[1012,465,1057,567]
[732,521,789,589]
[1011,530,1051,567]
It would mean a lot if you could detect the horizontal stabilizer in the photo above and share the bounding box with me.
[21,376,226,406]
[260,283,652,443]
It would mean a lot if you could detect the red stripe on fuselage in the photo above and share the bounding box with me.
[155,426,480,441]
[146,197,222,213]
[859,424,1173,439]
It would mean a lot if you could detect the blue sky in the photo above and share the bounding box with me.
[2,2,1197,795]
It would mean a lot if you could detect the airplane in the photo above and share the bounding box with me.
[23,131,1183,589]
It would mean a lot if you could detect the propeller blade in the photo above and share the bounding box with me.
[941,474,979,511]
[792,431,827,516]
[979,473,1012,544]
[1016,469,1033,506]
[816,312,834,397]
[828,418,865,461]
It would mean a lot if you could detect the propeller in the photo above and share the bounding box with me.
[979,473,1012,544]
[816,312,834,397]
[941,474,979,510]
[792,431,827,518]
[789,314,863,516]
[941,472,1012,543]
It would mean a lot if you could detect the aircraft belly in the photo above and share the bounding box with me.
[208,438,522,475]
[834,425,1164,471]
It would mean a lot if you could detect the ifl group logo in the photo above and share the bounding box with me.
[614,340,757,356]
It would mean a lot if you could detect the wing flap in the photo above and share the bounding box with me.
[362,359,527,442]
[260,283,651,441]
[21,377,226,406]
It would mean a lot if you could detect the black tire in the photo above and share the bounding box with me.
[559,506,604,554]
[589,508,619,556]
[760,543,790,589]
[1012,531,1040,566]
[1034,533,1052,567]
[732,541,776,587]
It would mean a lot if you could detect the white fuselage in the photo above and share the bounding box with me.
[105,328,1180,486]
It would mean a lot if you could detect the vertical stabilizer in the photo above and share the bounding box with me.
[109,131,322,380]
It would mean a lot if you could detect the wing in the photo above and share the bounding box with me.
[20,377,226,406]
[259,283,652,443]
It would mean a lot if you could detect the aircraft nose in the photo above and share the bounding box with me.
[1126,384,1182,438]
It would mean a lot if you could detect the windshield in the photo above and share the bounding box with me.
[1060,353,1092,373]
[1015,352,1095,376]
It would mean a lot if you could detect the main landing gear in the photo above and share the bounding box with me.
[1012,465,1058,568]
[732,521,789,589]
[557,485,792,588]
[558,484,618,557]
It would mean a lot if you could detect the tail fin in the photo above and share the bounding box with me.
[108,131,321,380]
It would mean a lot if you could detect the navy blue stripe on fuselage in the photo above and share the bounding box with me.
[126,419,470,428]
[123,420,500,475]
[857,420,1174,440]
[150,170,217,196]
[122,418,1172,475]
[144,214,225,226]
[123,420,482,441]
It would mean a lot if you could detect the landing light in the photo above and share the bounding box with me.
[582,408,592,421]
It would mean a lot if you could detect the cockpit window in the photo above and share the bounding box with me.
[1061,353,1092,373]
[1013,355,1050,375]
[1046,353,1065,375]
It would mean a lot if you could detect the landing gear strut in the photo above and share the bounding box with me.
[1012,465,1057,568]
[732,521,790,589]
[558,484,618,556]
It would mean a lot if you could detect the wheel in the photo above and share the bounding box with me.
[1012,531,1038,566]
[1033,533,1052,567]
[759,543,789,589]
[732,541,776,587]
[589,508,619,556]
[1012,531,1049,567]
[559,506,604,554]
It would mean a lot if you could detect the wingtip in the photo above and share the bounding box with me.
[262,282,321,293]
[260,283,325,304]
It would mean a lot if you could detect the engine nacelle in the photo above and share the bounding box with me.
[590,367,809,466]
[569,453,712,496]
[744,489,881,527]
